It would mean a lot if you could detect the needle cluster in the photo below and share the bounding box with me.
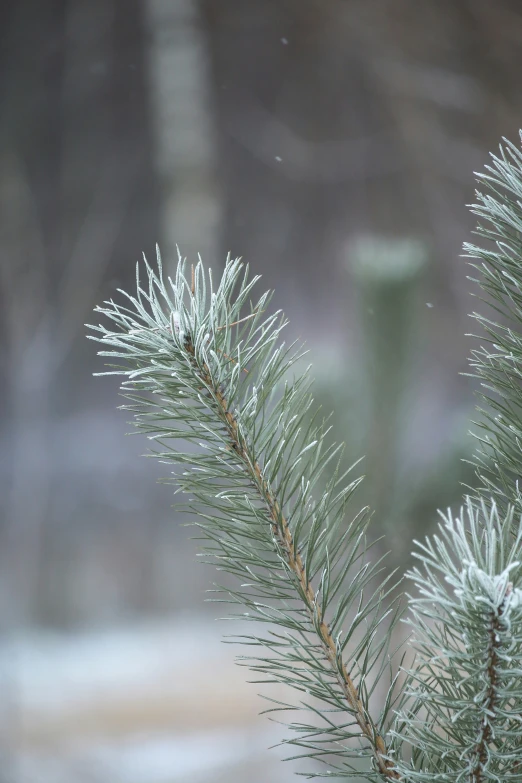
[464,132,522,514]
[88,255,402,779]
[392,500,522,780]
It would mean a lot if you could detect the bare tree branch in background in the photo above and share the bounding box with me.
[225,88,401,182]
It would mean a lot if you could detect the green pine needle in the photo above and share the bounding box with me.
[463,131,522,515]
[392,499,522,780]
[88,251,403,780]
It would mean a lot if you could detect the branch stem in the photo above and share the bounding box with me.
[188,337,399,780]
[470,600,504,782]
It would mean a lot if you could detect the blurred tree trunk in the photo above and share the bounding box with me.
[0,0,63,630]
[0,0,149,628]
[145,0,222,270]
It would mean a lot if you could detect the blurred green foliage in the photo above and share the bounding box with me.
[315,237,477,572]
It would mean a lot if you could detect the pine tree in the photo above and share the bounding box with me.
[88,131,522,781]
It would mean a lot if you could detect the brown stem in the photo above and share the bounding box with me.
[186,338,399,780]
[470,588,509,782]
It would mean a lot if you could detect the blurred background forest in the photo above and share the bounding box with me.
[1,0,522,781]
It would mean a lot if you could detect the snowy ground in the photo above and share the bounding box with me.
[0,619,300,783]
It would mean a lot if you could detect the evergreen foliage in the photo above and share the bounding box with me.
[464,132,522,514]
[88,131,522,781]
[89,255,403,779]
[392,500,522,780]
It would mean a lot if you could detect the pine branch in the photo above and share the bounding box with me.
[387,132,522,781]
[463,131,522,514]
[88,252,403,780]
[391,499,522,781]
